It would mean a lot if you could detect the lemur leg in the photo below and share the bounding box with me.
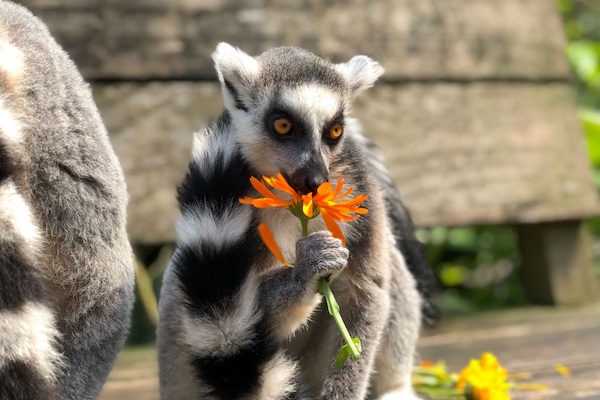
[319,273,391,400]
[369,250,422,400]
[0,181,62,400]
[319,250,421,400]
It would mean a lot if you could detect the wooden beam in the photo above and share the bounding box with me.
[21,0,571,81]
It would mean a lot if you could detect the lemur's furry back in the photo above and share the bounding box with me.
[0,2,134,399]
[158,43,435,400]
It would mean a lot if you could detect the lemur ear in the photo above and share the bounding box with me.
[335,55,384,96]
[212,43,260,112]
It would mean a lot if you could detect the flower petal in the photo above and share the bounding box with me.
[302,193,314,218]
[258,224,292,267]
[264,173,301,202]
[249,176,280,200]
[321,209,346,245]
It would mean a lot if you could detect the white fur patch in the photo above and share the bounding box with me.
[0,41,24,81]
[275,292,322,338]
[181,271,262,356]
[279,84,342,131]
[259,352,298,400]
[191,123,238,171]
[0,302,63,381]
[0,180,40,251]
[0,97,24,144]
[177,205,252,251]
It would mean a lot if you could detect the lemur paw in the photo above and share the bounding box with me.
[294,231,349,283]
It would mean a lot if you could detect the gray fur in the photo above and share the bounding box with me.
[159,43,424,400]
[0,1,134,399]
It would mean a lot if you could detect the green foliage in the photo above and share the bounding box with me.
[418,226,527,314]
[559,0,600,270]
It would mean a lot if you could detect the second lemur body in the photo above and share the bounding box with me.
[158,43,435,400]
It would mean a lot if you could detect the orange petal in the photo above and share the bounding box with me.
[258,224,292,267]
[335,186,355,200]
[332,176,345,197]
[329,194,368,208]
[316,181,333,197]
[249,177,273,198]
[264,174,301,202]
[321,209,346,245]
[254,198,293,208]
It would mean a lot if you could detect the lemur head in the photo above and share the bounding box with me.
[212,43,383,194]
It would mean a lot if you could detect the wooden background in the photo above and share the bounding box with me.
[16,0,599,242]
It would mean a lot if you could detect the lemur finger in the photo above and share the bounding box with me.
[295,231,349,282]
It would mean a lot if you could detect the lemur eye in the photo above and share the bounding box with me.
[273,118,292,135]
[329,124,343,139]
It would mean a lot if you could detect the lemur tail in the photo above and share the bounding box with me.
[0,142,63,400]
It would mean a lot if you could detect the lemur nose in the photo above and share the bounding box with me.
[288,169,328,194]
[305,175,327,194]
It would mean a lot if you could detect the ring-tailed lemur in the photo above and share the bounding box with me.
[157,43,436,400]
[0,2,134,399]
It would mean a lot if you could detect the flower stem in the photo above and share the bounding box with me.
[301,215,360,365]
[319,278,361,360]
[301,218,309,237]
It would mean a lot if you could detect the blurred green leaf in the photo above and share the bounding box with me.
[440,264,469,287]
[578,108,600,166]
[448,228,477,248]
[556,0,573,14]
[567,42,600,87]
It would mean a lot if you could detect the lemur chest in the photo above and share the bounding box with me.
[257,207,327,267]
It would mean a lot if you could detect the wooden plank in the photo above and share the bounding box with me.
[92,83,223,244]
[355,82,600,227]
[419,305,600,399]
[98,306,600,399]
[21,0,571,81]
[93,81,600,242]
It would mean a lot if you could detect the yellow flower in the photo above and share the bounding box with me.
[456,353,511,400]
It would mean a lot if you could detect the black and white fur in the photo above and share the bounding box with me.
[158,43,435,400]
[0,2,134,399]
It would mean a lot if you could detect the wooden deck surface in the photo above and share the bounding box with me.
[99,303,600,400]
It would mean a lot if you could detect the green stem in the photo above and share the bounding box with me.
[301,218,309,237]
[319,279,360,359]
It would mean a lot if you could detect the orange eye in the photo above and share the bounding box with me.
[274,118,292,135]
[330,124,343,139]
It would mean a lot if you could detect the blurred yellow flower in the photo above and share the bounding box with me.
[456,353,510,400]
[554,363,571,377]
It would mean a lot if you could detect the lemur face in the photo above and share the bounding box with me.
[213,43,383,194]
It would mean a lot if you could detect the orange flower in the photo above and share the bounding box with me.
[240,174,368,246]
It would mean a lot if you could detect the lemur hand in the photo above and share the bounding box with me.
[294,231,349,284]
